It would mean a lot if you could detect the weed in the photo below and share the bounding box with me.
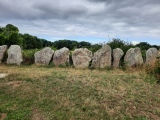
[145,58,160,83]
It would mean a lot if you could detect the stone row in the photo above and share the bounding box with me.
[0,45,159,68]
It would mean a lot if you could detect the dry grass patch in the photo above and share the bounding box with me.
[0,64,160,120]
[31,108,44,120]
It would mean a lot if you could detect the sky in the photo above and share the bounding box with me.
[0,0,160,45]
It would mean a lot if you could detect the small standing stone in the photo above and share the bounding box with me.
[113,48,124,68]
[0,45,7,63]
[146,48,158,65]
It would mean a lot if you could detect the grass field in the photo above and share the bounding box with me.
[0,64,160,120]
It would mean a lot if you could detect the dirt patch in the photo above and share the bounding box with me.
[6,81,23,88]
[0,113,7,120]
[31,108,44,120]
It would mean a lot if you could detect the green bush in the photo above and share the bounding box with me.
[69,51,73,66]
[141,50,146,61]
[22,49,39,65]
[145,58,160,83]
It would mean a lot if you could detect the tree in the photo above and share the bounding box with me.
[78,41,91,48]
[23,34,36,49]
[0,24,54,49]
[0,24,22,47]
[53,40,78,50]
[0,27,4,34]
[88,44,102,53]
[136,42,151,50]
[0,34,5,45]
[151,45,159,50]
[107,38,133,53]
[52,40,92,50]
[7,32,21,46]
[4,24,19,35]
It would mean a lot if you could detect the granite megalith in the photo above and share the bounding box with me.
[146,48,158,65]
[53,47,70,66]
[7,45,23,65]
[34,47,54,65]
[113,48,124,68]
[0,45,7,63]
[92,45,112,68]
[72,48,92,68]
[124,47,143,67]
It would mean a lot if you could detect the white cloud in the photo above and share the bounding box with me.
[132,41,140,45]
[0,0,160,44]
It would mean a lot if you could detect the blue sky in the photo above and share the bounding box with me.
[0,0,160,46]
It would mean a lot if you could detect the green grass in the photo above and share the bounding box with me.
[0,65,160,120]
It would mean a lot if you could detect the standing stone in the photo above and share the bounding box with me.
[146,48,158,65]
[7,45,23,65]
[158,49,160,58]
[72,48,92,68]
[53,47,70,66]
[0,45,7,63]
[124,47,143,67]
[34,47,54,65]
[113,48,124,68]
[92,45,112,68]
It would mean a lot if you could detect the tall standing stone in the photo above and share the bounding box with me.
[72,48,92,68]
[113,48,124,68]
[53,47,70,66]
[7,45,23,65]
[0,45,7,63]
[92,45,112,68]
[146,48,158,65]
[34,47,54,65]
[124,47,143,67]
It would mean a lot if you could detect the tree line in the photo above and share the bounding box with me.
[0,24,53,49]
[0,24,159,53]
[0,24,94,50]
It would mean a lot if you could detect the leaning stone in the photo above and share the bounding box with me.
[34,47,54,65]
[7,45,23,65]
[113,48,124,68]
[72,48,92,68]
[0,45,7,63]
[92,45,112,68]
[53,47,70,66]
[146,48,158,65]
[124,47,143,67]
